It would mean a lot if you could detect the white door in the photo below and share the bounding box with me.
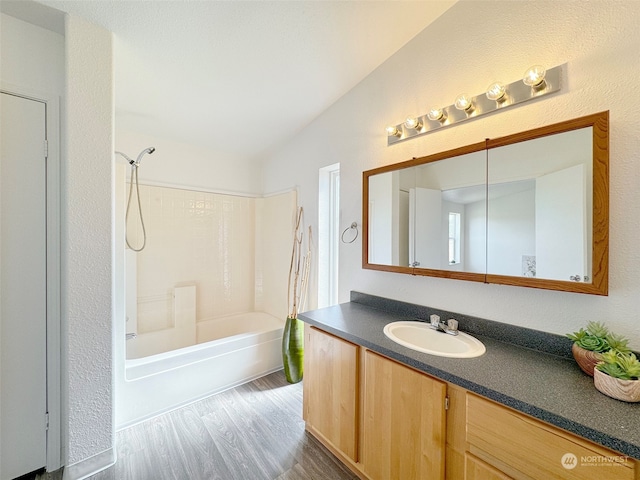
[0,92,48,479]
[535,164,587,281]
[409,187,442,269]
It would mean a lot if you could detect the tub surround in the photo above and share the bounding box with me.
[299,292,640,460]
[116,311,284,428]
[127,284,196,359]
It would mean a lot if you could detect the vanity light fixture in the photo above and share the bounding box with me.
[385,125,401,137]
[485,82,507,102]
[454,93,474,112]
[386,63,563,146]
[427,107,446,122]
[404,117,422,130]
[523,65,546,88]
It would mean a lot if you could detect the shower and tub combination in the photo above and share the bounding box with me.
[115,147,292,427]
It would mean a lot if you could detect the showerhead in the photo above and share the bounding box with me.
[115,147,156,168]
[135,146,155,167]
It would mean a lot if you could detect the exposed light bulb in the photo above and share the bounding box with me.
[523,65,546,87]
[427,107,446,122]
[404,117,422,130]
[454,94,473,112]
[385,125,401,137]
[486,82,506,102]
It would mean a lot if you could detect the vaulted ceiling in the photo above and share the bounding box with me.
[33,1,457,160]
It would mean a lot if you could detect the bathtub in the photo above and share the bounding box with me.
[117,311,285,429]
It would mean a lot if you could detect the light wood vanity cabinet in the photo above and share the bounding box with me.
[303,326,359,462]
[362,350,446,480]
[304,326,638,480]
[304,327,446,480]
[446,388,637,480]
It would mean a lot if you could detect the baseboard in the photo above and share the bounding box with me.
[62,448,115,480]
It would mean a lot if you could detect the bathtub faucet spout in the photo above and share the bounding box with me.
[126,332,137,341]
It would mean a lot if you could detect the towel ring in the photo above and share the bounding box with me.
[341,222,359,244]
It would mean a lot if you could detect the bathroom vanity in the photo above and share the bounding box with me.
[300,293,640,480]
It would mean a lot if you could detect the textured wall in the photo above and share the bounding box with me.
[63,15,114,467]
[262,1,640,349]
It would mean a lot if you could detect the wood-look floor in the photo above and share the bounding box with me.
[87,371,357,480]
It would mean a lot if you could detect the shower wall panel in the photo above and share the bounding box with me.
[130,185,256,332]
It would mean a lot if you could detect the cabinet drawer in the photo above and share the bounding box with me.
[465,452,513,480]
[466,393,635,480]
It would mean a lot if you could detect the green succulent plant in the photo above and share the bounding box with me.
[566,321,631,354]
[596,351,640,380]
[567,321,609,352]
[586,320,608,338]
[605,332,632,354]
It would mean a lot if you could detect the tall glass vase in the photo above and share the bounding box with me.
[282,316,304,384]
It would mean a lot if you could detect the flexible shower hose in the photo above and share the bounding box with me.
[125,165,146,252]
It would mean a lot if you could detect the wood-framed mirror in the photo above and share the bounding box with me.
[362,111,609,295]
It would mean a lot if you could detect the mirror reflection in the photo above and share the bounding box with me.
[367,149,486,272]
[487,127,593,282]
[410,151,486,272]
[363,111,608,295]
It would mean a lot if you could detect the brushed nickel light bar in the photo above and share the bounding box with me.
[386,64,563,146]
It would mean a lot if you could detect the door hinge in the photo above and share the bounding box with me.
[445,396,450,411]
[43,139,49,158]
[45,412,50,431]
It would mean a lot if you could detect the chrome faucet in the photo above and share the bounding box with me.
[429,314,459,336]
[126,332,137,341]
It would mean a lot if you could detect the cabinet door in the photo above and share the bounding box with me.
[304,327,358,461]
[465,453,513,480]
[362,350,446,480]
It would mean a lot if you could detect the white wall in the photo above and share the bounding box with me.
[262,0,640,349]
[63,14,114,479]
[465,199,486,274]
[116,128,261,195]
[368,172,395,265]
[0,13,64,95]
[486,187,536,277]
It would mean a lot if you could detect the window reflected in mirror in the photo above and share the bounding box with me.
[366,148,486,274]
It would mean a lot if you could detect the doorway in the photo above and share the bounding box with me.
[0,89,60,478]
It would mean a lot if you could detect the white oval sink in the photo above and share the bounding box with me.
[383,321,486,358]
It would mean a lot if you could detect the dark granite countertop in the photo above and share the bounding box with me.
[299,293,640,461]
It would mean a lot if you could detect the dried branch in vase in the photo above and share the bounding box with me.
[287,207,311,319]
